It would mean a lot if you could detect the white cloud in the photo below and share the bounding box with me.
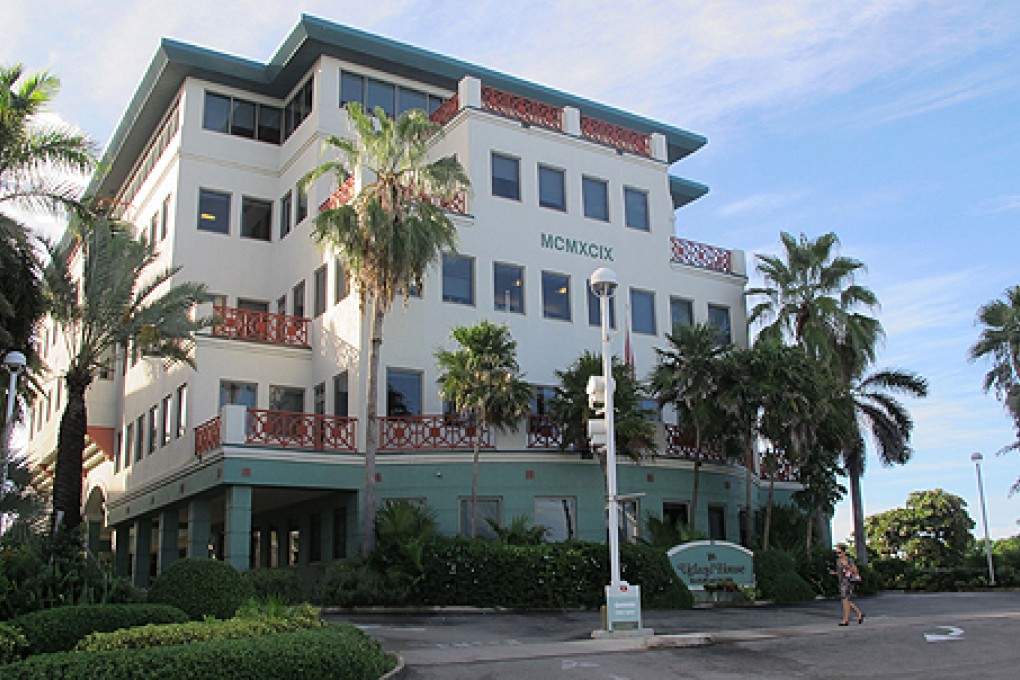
[716,190,808,218]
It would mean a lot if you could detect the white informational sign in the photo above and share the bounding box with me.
[605,582,642,631]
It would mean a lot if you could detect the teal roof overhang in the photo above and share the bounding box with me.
[669,175,709,209]
[92,14,707,200]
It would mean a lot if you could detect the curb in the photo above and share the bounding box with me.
[380,654,406,679]
[645,633,713,649]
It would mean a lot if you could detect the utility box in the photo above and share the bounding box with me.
[605,582,642,631]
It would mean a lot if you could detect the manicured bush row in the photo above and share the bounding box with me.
[870,560,1018,591]
[413,538,692,610]
[147,558,256,620]
[75,605,323,652]
[6,604,189,656]
[753,549,815,604]
[1,624,396,680]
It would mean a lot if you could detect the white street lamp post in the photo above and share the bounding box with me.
[2,351,28,500]
[591,268,621,589]
[971,452,996,587]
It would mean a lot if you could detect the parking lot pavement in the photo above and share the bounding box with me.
[329,591,1020,678]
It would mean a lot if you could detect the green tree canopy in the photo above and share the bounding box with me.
[865,489,975,568]
[436,320,531,538]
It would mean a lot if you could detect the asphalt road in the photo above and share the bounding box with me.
[327,591,1020,679]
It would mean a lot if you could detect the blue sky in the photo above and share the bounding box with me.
[3,1,1017,540]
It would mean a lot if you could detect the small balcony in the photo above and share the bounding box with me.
[211,306,310,348]
[670,237,734,275]
[379,414,494,451]
[194,406,357,456]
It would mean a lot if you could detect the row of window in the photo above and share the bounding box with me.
[114,385,188,473]
[197,185,308,240]
[436,253,732,341]
[144,193,173,245]
[201,78,313,145]
[492,152,651,231]
[220,375,350,418]
[118,100,181,213]
[340,70,445,119]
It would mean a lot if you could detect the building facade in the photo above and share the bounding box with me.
[25,15,799,584]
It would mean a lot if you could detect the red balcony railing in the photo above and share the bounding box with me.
[429,94,459,126]
[580,114,651,158]
[246,409,357,452]
[481,86,563,131]
[379,414,494,451]
[670,237,733,274]
[317,174,467,215]
[760,450,799,482]
[663,424,727,463]
[212,306,309,348]
[194,415,221,457]
[527,414,562,449]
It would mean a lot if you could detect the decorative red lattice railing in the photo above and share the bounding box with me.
[527,414,562,449]
[212,306,309,348]
[663,424,727,463]
[246,409,357,452]
[482,86,563,131]
[317,175,466,215]
[580,115,651,157]
[429,94,459,126]
[379,415,494,451]
[319,175,356,212]
[194,416,221,457]
[670,237,733,274]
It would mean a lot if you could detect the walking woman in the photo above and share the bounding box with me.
[833,544,864,626]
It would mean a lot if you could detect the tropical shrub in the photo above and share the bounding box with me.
[0,624,395,680]
[754,548,815,603]
[7,603,188,655]
[147,559,255,620]
[74,603,322,652]
[0,621,28,663]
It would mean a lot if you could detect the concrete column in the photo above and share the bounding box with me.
[459,76,482,109]
[224,485,253,572]
[650,133,668,162]
[298,513,311,566]
[132,517,152,588]
[187,498,211,558]
[321,509,336,562]
[276,524,290,567]
[113,524,131,578]
[346,493,359,560]
[158,508,180,574]
[563,106,581,136]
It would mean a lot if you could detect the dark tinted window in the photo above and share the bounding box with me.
[631,289,656,335]
[494,263,524,313]
[542,272,570,321]
[197,189,230,234]
[203,92,231,132]
[257,106,282,143]
[708,304,732,345]
[539,166,566,211]
[366,78,395,117]
[340,72,364,107]
[386,368,422,416]
[624,187,649,230]
[397,88,427,115]
[231,99,255,138]
[442,254,474,305]
[583,177,609,221]
[492,153,520,200]
[670,297,693,331]
[241,197,272,241]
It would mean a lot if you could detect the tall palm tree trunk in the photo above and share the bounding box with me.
[690,424,702,531]
[470,406,483,538]
[744,449,753,548]
[763,476,775,551]
[361,300,385,558]
[848,457,868,565]
[53,367,91,531]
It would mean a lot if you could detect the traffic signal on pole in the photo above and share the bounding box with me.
[586,375,609,415]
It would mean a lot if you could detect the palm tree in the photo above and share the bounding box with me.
[307,103,469,557]
[842,361,928,561]
[649,322,727,530]
[748,231,894,556]
[550,351,656,465]
[45,216,208,529]
[436,320,531,538]
[970,285,1020,486]
[1,64,96,424]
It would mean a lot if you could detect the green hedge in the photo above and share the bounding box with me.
[148,559,255,620]
[411,538,692,610]
[7,604,189,656]
[0,622,28,664]
[754,549,815,604]
[0,624,395,680]
[75,604,322,652]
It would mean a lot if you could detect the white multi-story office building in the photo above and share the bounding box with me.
[25,15,799,584]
